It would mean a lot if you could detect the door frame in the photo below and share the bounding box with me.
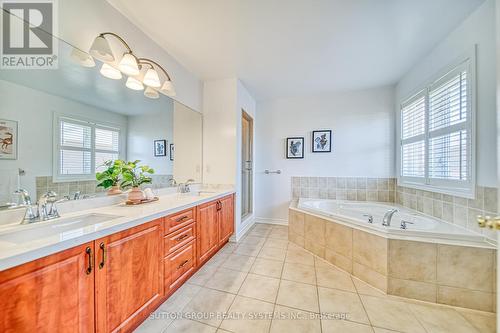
[241,110,254,220]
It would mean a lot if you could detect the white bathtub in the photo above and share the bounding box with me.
[296,198,494,248]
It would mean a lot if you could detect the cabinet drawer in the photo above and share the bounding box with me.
[164,241,196,293]
[164,208,195,234]
[164,223,196,255]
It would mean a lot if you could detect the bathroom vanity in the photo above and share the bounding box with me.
[0,192,234,332]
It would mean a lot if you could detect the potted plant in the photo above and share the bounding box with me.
[96,160,125,195]
[120,160,155,202]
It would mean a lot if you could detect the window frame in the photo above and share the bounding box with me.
[397,50,476,199]
[53,113,124,182]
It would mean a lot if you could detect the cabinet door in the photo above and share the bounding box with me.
[218,195,235,246]
[0,243,94,333]
[196,201,219,265]
[95,219,163,333]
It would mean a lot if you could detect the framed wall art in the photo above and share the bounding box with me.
[0,119,18,160]
[312,130,332,153]
[286,137,304,159]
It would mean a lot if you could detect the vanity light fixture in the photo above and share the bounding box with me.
[144,86,159,99]
[126,76,144,91]
[84,32,174,100]
[100,63,122,80]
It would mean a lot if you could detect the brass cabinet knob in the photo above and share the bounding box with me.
[477,215,500,230]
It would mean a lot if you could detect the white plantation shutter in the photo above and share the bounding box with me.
[399,59,474,197]
[56,116,122,180]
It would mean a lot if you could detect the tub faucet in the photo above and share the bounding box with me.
[382,209,398,227]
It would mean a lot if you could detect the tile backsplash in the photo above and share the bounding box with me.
[291,177,395,202]
[35,174,174,200]
[290,176,498,240]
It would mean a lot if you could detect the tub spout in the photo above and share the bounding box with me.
[382,209,398,227]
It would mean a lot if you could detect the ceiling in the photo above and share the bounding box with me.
[108,0,485,101]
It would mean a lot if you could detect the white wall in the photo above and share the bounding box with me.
[396,0,497,187]
[127,106,174,175]
[254,86,395,221]
[59,0,203,112]
[202,78,256,239]
[0,79,127,203]
[173,102,203,183]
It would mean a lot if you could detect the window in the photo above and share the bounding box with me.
[399,59,474,197]
[55,116,121,181]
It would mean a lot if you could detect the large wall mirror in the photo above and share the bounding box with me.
[0,31,202,205]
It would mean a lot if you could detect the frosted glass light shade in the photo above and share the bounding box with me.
[143,68,161,88]
[70,47,95,67]
[119,53,140,76]
[126,76,144,90]
[144,86,159,99]
[100,63,122,80]
[89,35,115,62]
[160,80,174,94]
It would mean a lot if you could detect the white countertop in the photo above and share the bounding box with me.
[0,188,234,271]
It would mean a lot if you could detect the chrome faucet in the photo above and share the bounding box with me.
[14,189,39,222]
[38,191,66,220]
[382,209,398,227]
[178,179,196,193]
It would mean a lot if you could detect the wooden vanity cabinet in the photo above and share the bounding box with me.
[94,219,163,333]
[0,242,95,333]
[0,194,235,333]
[197,194,235,265]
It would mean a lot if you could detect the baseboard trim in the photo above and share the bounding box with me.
[253,217,288,226]
[230,216,256,242]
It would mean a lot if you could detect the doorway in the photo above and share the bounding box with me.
[241,110,253,219]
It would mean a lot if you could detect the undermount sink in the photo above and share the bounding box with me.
[187,191,216,197]
[0,213,122,244]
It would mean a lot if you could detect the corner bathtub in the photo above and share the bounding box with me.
[289,198,496,311]
[296,198,493,248]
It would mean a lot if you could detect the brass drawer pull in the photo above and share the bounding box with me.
[175,234,189,242]
[175,215,189,223]
[99,242,106,269]
[477,215,500,230]
[85,247,93,275]
[177,259,189,269]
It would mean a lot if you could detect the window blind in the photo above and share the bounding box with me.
[57,118,121,178]
[399,59,473,196]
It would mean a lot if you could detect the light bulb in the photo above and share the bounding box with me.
[143,68,161,88]
[119,53,140,76]
[100,63,122,80]
[126,76,144,90]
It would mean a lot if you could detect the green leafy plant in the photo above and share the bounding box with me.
[120,160,155,189]
[96,160,125,189]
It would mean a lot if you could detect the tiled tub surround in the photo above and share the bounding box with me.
[291,176,498,240]
[288,207,497,312]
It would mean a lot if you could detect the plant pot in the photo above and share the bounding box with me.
[107,185,122,196]
[128,187,144,202]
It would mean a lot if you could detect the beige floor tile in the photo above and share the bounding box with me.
[282,262,317,284]
[372,328,400,333]
[248,229,271,238]
[353,277,387,297]
[270,305,321,333]
[217,242,238,255]
[182,287,235,326]
[240,235,266,246]
[205,268,247,294]
[188,265,218,286]
[360,295,425,333]
[272,225,289,232]
[219,296,274,333]
[276,280,320,313]
[253,223,274,231]
[205,253,229,268]
[221,254,256,272]
[268,228,289,239]
[318,287,370,325]
[321,319,374,333]
[135,310,172,333]
[315,261,356,292]
[264,238,289,249]
[458,309,496,333]
[408,303,478,333]
[233,242,263,256]
[238,273,280,303]
[159,283,201,313]
[258,246,287,261]
[166,318,217,332]
[250,258,284,278]
[285,246,315,266]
